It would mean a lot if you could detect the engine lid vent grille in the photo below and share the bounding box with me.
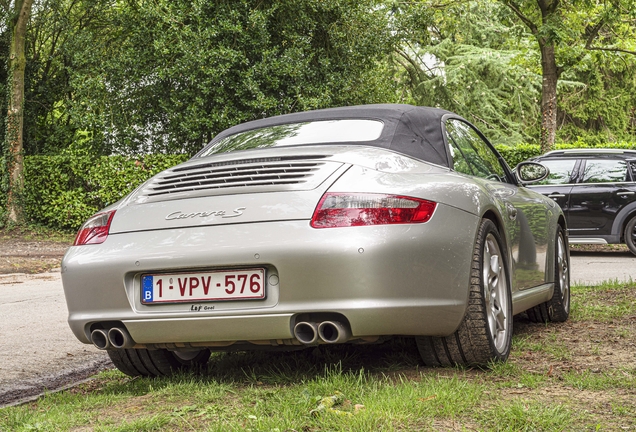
[137,155,340,201]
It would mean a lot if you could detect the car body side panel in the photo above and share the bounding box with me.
[330,166,561,293]
[502,185,553,290]
[567,183,636,236]
[611,201,636,243]
[471,181,559,297]
[62,203,478,345]
[530,150,636,246]
[528,184,573,220]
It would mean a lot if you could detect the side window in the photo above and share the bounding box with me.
[445,120,505,180]
[535,159,578,185]
[581,159,628,183]
[629,160,636,181]
[445,133,473,176]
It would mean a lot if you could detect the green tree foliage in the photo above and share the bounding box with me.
[502,0,636,151]
[22,0,113,155]
[392,1,543,144]
[557,48,636,144]
[64,0,399,155]
[2,0,398,158]
[4,0,635,159]
[393,0,636,148]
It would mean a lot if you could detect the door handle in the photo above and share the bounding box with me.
[548,193,565,199]
[617,191,635,196]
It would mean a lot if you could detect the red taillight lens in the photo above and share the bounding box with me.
[73,210,116,245]
[311,193,437,228]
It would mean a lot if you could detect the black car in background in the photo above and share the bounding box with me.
[528,149,636,255]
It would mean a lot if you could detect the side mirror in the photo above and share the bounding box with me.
[515,161,549,184]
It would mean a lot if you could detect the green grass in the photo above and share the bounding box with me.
[512,332,573,363]
[1,282,635,431]
[570,279,636,322]
[0,368,513,431]
[475,399,573,431]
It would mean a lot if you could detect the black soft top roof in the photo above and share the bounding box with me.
[200,104,459,167]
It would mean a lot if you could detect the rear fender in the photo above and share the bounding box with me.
[611,201,636,243]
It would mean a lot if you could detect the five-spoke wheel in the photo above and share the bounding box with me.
[483,233,510,355]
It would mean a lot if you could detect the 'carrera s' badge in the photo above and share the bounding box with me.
[165,207,246,221]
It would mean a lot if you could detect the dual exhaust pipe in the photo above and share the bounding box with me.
[94,321,351,349]
[90,327,134,350]
[293,321,351,345]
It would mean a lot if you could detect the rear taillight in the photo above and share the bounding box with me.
[311,193,436,228]
[73,210,116,245]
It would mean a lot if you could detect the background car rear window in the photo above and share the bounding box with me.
[535,159,578,185]
[581,159,629,183]
[200,120,384,156]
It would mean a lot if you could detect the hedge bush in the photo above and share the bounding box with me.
[3,141,636,231]
[21,154,188,230]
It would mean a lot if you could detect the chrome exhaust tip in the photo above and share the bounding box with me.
[108,327,134,349]
[318,321,351,344]
[293,322,319,345]
[90,329,111,350]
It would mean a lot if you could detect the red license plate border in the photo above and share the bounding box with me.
[140,267,267,305]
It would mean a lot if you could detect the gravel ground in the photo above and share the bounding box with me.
[0,236,70,274]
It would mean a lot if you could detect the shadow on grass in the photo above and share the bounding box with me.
[89,317,562,398]
[89,338,424,397]
[204,337,423,384]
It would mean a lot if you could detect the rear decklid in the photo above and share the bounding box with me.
[109,152,344,234]
[107,146,446,235]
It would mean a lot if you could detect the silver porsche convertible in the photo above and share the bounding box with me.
[62,104,570,377]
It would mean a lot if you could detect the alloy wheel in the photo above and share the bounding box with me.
[483,233,509,354]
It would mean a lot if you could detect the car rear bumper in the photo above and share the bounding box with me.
[62,203,478,346]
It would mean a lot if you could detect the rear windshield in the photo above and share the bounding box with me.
[199,119,384,156]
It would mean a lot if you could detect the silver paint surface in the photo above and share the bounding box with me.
[62,146,563,347]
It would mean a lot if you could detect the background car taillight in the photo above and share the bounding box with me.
[311,193,437,228]
[73,210,117,245]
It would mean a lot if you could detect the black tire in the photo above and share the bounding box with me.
[107,348,211,377]
[416,219,513,367]
[526,225,570,323]
[625,215,636,256]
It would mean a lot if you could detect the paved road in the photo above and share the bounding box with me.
[569,250,636,285]
[0,251,633,406]
[0,272,110,407]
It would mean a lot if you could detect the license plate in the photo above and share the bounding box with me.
[141,268,265,304]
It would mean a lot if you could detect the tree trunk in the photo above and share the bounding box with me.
[539,42,558,154]
[5,0,34,223]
